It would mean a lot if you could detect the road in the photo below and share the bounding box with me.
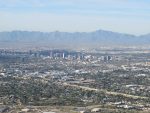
[62,82,149,100]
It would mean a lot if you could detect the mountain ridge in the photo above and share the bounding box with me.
[0,30,150,49]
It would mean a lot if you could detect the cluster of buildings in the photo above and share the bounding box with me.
[0,49,150,112]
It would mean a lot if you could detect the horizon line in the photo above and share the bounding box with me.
[0,29,149,36]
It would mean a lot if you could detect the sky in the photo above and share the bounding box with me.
[0,0,150,35]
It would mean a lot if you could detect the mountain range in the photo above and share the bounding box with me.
[0,30,150,49]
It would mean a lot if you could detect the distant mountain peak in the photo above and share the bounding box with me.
[0,30,150,49]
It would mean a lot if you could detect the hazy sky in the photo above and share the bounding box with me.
[0,0,150,35]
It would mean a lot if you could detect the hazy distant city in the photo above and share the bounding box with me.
[0,48,150,113]
[0,0,150,113]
